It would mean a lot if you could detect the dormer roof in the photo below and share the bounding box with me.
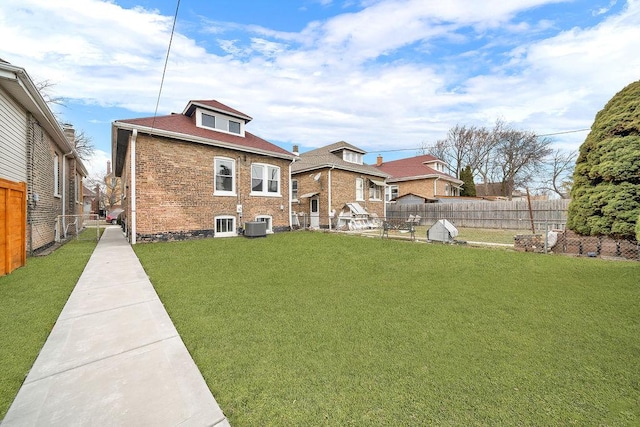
[182,100,253,123]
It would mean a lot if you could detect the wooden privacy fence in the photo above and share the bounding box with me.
[1,178,26,276]
[386,199,570,230]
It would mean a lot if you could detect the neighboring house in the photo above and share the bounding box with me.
[374,154,463,202]
[291,141,389,229]
[83,184,96,214]
[103,160,122,214]
[112,99,295,243]
[0,59,86,274]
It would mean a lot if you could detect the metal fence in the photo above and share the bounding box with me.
[55,214,101,242]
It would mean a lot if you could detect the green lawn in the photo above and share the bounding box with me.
[0,231,100,419]
[135,232,640,426]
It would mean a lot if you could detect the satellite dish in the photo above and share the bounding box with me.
[313,172,321,182]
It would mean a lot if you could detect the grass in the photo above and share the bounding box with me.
[0,230,101,419]
[135,231,640,426]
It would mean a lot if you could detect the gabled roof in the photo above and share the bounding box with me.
[291,141,388,178]
[375,154,462,184]
[112,100,293,176]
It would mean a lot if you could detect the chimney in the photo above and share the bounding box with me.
[376,155,383,166]
[292,145,299,156]
[106,161,112,175]
[62,124,75,146]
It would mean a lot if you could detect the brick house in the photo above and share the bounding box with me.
[0,59,86,272]
[112,100,295,243]
[291,141,389,229]
[374,154,462,202]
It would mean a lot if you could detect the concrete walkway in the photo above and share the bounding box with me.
[3,226,230,426]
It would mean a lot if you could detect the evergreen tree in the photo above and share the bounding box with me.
[567,80,640,239]
[459,165,476,197]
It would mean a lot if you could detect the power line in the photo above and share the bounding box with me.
[151,0,181,130]
[538,128,590,137]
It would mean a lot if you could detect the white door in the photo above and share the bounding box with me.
[310,197,319,228]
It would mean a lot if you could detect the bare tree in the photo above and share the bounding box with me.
[537,149,577,199]
[73,129,95,161]
[35,79,95,161]
[492,125,553,199]
[34,79,65,107]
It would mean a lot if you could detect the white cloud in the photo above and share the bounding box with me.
[1,0,638,160]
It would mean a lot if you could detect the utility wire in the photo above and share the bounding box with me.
[151,0,181,130]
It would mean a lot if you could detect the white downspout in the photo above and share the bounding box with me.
[130,129,137,244]
[327,165,335,231]
[433,176,440,197]
[61,151,73,217]
[288,160,294,229]
[61,150,73,239]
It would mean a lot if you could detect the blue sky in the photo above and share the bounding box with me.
[1,0,639,179]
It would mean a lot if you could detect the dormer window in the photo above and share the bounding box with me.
[229,120,240,134]
[202,113,216,128]
[343,150,363,165]
[425,160,447,173]
[196,108,245,136]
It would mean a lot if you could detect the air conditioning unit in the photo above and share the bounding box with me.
[244,221,267,238]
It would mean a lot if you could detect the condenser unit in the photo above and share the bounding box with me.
[244,221,267,238]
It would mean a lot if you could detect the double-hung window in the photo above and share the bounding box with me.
[251,164,280,196]
[355,178,364,201]
[369,180,382,200]
[214,157,235,195]
[291,179,298,200]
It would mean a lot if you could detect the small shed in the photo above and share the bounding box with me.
[427,219,459,243]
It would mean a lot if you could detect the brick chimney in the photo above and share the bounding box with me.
[292,145,299,156]
[106,161,112,175]
[376,155,383,166]
[62,124,75,146]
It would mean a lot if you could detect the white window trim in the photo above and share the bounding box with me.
[75,174,81,204]
[355,178,364,201]
[196,109,245,136]
[369,181,382,201]
[215,215,236,237]
[255,215,273,233]
[214,157,236,196]
[250,163,281,197]
[291,179,298,202]
[386,185,399,202]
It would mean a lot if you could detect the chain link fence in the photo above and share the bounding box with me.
[55,214,101,242]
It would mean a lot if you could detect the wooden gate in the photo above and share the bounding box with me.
[0,178,26,276]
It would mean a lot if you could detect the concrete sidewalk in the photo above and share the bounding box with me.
[3,226,229,426]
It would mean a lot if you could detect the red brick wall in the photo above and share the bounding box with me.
[127,134,291,240]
